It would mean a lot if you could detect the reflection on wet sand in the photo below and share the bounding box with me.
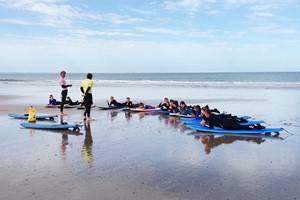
[60,134,68,160]
[195,135,265,154]
[158,115,188,132]
[82,121,93,165]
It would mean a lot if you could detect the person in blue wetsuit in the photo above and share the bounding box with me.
[191,105,202,119]
[178,101,192,115]
[47,95,61,106]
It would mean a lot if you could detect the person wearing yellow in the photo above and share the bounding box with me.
[80,73,94,121]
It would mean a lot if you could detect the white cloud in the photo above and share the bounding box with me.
[67,29,142,38]
[250,12,274,17]
[252,24,298,34]
[250,4,279,11]
[162,0,216,15]
[0,18,34,25]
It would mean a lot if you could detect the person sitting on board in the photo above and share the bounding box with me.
[191,105,202,119]
[123,97,133,108]
[200,106,264,130]
[202,105,247,123]
[47,95,60,107]
[158,97,170,111]
[178,101,192,115]
[107,96,122,107]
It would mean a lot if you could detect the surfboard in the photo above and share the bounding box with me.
[20,123,83,130]
[44,105,60,108]
[77,104,96,109]
[187,124,283,134]
[99,106,124,110]
[169,113,193,118]
[64,105,78,108]
[184,120,264,126]
[8,113,58,120]
[128,108,161,112]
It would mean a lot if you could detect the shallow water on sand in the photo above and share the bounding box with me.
[1,82,300,199]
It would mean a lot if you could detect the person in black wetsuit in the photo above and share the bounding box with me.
[158,97,170,111]
[200,106,263,130]
[107,96,122,107]
[123,97,133,108]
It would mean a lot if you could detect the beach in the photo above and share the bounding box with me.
[1,73,300,200]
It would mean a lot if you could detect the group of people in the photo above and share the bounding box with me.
[48,71,94,121]
[52,71,265,128]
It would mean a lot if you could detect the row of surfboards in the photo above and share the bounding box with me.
[8,107,284,134]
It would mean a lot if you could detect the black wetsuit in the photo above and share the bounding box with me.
[108,99,122,107]
[123,101,133,108]
[158,103,170,111]
[206,114,252,130]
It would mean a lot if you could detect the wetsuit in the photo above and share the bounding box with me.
[123,101,133,108]
[59,77,71,112]
[158,103,170,111]
[80,79,93,118]
[206,114,252,130]
[108,99,122,107]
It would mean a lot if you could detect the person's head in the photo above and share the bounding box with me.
[139,102,144,108]
[87,73,93,79]
[49,95,53,99]
[194,105,201,111]
[110,96,114,101]
[201,106,211,117]
[180,101,186,107]
[126,97,130,102]
[164,97,169,103]
[169,99,174,106]
[60,71,66,78]
[173,100,179,107]
[67,96,71,100]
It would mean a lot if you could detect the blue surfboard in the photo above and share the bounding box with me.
[9,113,58,120]
[187,124,283,134]
[20,123,82,130]
[184,120,264,126]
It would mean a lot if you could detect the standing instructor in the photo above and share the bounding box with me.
[59,71,72,115]
[80,73,94,121]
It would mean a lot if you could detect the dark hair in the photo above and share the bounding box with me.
[195,105,201,110]
[173,101,179,106]
[180,101,185,105]
[201,106,211,114]
[87,73,93,79]
[60,71,66,76]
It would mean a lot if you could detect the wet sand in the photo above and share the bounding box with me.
[1,92,300,200]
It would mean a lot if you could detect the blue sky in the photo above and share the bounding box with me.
[0,0,299,73]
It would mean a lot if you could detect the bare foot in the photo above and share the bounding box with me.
[86,117,94,121]
[60,113,67,116]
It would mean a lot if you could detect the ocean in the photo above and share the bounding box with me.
[1,72,300,89]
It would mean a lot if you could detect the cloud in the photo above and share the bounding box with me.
[250,12,274,17]
[0,0,144,27]
[0,18,34,25]
[162,0,214,15]
[67,29,142,38]
[252,24,298,34]
[249,4,279,11]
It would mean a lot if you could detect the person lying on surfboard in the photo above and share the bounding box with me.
[47,95,61,107]
[138,102,155,109]
[65,96,81,105]
[158,97,170,111]
[122,97,134,108]
[169,100,180,113]
[200,106,264,130]
[191,105,202,118]
[107,96,122,107]
[178,101,193,115]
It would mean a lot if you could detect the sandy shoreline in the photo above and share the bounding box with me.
[1,91,300,200]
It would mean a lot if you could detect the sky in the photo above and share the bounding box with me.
[0,0,299,73]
